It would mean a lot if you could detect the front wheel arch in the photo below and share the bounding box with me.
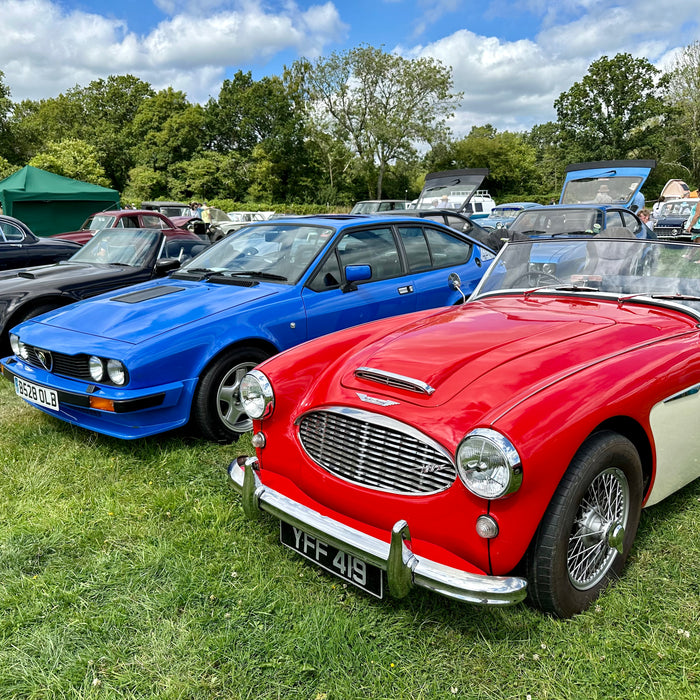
[2,297,70,352]
[525,430,643,618]
[190,339,279,442]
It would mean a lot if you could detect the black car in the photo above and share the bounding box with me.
[0,227,208,353]
[0,215,80,270]
[651,199,698,240]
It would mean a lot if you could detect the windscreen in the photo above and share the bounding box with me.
[70,229,161,266]
[181,223,335,284]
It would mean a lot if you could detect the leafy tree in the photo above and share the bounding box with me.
[450,126,538,199]
[0,155,19,181]
[169,152,249,202]
[9,75,154,189]
[526,121,569,198]
[29,139,111,186]
[131,88,206,170]
[206,72,315,202]
[122,164,168,202]
[0,71,14,161]
[76,75,155,190]
[663,41,700,186]
[554,53,670,161]
[293,45,461,199]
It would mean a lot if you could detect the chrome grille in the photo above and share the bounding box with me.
[298,408,455,495]
[24,345,91,381]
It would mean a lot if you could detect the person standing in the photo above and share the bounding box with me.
[685,202,700,240]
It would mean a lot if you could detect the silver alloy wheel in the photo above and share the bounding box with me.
[567,467,630,590]
[216,361,259,434]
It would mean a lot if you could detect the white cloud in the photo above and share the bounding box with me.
[0,0,347,102]
[401,0,700,134]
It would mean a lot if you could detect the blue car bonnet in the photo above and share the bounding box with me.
[33,279,279,344]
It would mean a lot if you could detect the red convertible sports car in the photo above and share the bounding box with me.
[230,235,700,617]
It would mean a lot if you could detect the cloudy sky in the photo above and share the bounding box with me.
[1,0,698,136]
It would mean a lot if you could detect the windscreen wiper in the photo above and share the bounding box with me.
[224,270,288,281]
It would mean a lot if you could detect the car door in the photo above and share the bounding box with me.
[301,225,418,338]
[0,220,34,269]
[397,224,484,308]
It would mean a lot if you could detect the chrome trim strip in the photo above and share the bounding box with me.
[355,366,436,395]
[229,458,528,606]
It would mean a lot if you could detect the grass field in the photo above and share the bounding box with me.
[0,379,698,699]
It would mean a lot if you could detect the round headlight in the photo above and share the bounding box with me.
[542,263,555,275]
[88,356,104,382]
[17,339,29,360]
[456,428,522,499]
[107,359,127,386]
[240,369,274,420]
[9,333,20,356]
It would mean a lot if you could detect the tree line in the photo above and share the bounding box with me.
[0,43,698,209]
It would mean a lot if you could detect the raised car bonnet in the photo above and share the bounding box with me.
[560,160,655,207]
[37,280,278,343]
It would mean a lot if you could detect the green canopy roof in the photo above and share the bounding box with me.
[0,166,120,236]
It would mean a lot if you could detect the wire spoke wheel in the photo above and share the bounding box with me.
[567,467,630,590]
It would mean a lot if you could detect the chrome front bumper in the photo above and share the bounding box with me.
[229,457,527,607]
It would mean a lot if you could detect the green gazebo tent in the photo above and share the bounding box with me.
[0,166,120,236]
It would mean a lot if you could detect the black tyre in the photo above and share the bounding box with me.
[525,431,643,618]
[191,347,271,442]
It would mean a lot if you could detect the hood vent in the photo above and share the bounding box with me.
[354,366,435,395]
[111,285,185,304]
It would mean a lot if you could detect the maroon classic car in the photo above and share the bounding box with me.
[230,236,700,617]
[53,210,184,245]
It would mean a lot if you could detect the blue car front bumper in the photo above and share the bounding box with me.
[1,356,197,439]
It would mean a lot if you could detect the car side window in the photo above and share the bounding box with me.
[0,221,25,242]
[604,210,624,230]
[336,227,402,281]
[307,251,343,292]
[444,214,473,234]
[621,210,642,234]
[423,227,472,268]
[141,215,166,229]
[398,227,432,272]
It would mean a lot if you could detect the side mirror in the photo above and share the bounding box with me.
[155,258,181,276]
[448,272,467,304]
[342,264,372,293]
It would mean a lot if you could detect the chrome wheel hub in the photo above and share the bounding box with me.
[568,467,630,590]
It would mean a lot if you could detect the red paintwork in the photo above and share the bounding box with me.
[249,293,700,576]
[52,210,186,244]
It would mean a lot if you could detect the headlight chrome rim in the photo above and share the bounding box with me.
[9,333,20,357]
[239,369,274,420]
[88,355,104,382]
[456,428,522,499]
[106,359,127,386]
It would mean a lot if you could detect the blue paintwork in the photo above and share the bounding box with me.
[2,214,493,439]
[559,160,655,210]
[478,202,540,230]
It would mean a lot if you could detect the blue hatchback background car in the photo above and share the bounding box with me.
[2,215,493,442]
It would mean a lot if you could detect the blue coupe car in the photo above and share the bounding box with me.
[1,215,494,442]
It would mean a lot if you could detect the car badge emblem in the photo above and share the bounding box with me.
[356,392,399,407]
[36,349,53,372]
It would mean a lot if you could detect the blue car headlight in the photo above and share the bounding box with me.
[240,369,274,419]
[107,359,127,386]
[456,428,523,499]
